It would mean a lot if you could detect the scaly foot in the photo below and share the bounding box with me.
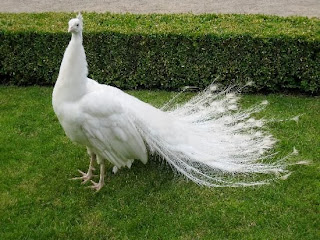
[71,168,96,184]
[88,162,105,192]
[72,152,97,184]
[88,180,104,192]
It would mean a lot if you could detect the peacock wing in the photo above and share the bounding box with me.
[79,90,148,167]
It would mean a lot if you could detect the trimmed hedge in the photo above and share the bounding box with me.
[0,13,319,93]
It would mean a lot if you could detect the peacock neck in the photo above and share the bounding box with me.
[53,31,89,103]
[71,32,83,43]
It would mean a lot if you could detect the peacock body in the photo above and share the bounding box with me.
[53,13,289,191]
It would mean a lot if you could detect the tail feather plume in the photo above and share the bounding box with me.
[135,82,292,187]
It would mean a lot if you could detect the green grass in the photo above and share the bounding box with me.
[0,86,319,239]
[0,12,319,40]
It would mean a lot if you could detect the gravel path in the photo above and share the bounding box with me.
[1,0,319,17]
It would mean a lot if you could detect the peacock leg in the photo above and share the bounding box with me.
[90,162,105,191]
[72,152,96,184]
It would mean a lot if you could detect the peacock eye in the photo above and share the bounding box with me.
[76,24,79,26]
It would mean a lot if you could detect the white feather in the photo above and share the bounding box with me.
[53,15,291,189]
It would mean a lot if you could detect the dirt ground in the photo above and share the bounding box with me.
[1,0,319,17]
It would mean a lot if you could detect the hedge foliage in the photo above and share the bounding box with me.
[0,13,319,93]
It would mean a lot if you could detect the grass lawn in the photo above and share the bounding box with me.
[0,86,319,239]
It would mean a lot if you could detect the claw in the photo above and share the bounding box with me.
[71,168,94,183]
[88,180,104,192]
[77,169,86,175]
[81,177,91,184]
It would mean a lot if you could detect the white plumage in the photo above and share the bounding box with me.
[53,13,289,191]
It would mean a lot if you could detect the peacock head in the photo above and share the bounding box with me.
[68,13,83,33]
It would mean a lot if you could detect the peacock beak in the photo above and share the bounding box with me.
[68,27,72,32]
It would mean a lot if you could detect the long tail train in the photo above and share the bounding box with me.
[134,82,296,187]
